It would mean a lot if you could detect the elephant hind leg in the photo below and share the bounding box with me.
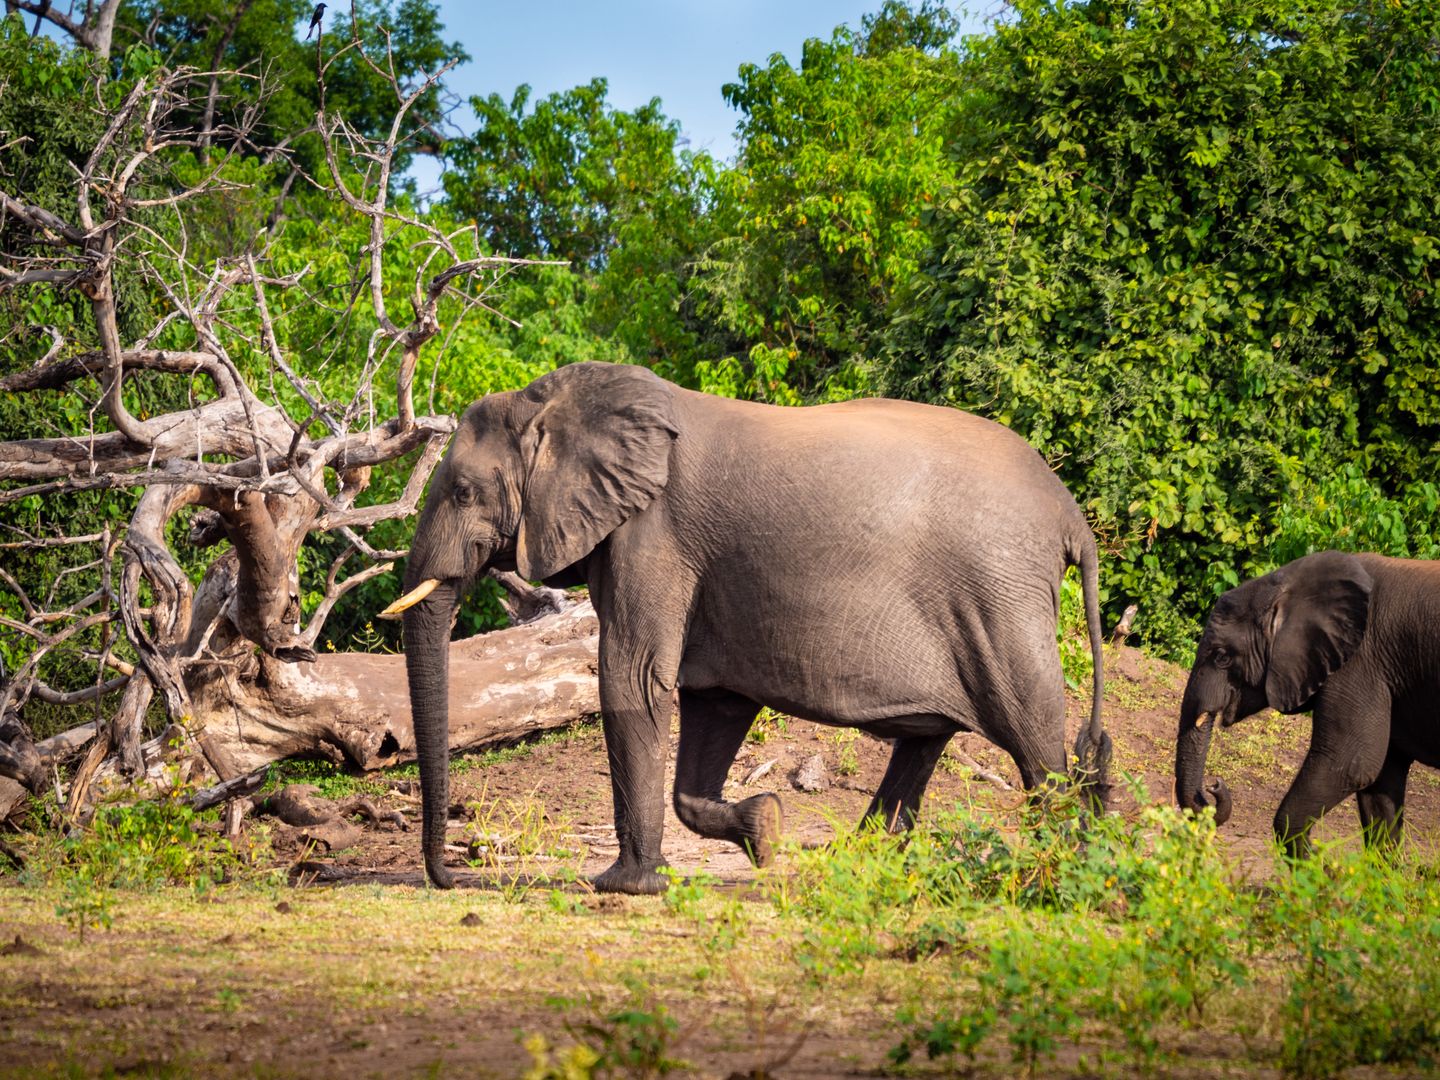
[673,690,780,866]
[1357,750,1411,851]
[864,730,953,832]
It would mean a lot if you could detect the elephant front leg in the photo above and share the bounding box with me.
[1356,750,1411,851]
[1274,753,1363,858]
[864,731,952,831]
[673,690,781,867]
[1278,698,1390,857]
[591,651,676,895]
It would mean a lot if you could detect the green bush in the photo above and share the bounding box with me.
[885,0,1440,654]
[784,784,1249,1071]
[25,789,256,892]
[1266,848,1440,1078]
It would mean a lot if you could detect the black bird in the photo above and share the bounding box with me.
[305,3,326,40]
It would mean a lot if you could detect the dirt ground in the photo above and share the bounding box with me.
[302,644,1440,886]
[4,643,1440,1079]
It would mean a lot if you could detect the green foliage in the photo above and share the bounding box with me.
[696,3,962,402]
[532,971,685,1079]
[744,707,790,745]
[462,787,582,903]
[446,79,707,273]
[1265,465,1440,566]
[443,79,720,386]
[54,866,116,943]
[1057,568,1094,691]
[885,0,1440,652]
[781,783,1251,1072]
[42,793,254,891]
[775,811,973,982]
[1266,849,1440,1077]
[117,0,465,176]
[659,867,749,976]
[0,22,194,700]
[262,758,388,800]
[19,772,267,940]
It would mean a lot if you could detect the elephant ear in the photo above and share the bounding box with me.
[515,363,680,581]
[1264,552,1373,713]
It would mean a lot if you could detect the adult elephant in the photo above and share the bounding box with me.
[1176,550,1440,855]
[385,362,1109,894]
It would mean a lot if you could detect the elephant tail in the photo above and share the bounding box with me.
[1069,527,1111,810]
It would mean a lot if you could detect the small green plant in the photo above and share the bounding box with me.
[54,866,113,942]
[1267,846,1440,1078]
[533,970,685,1078]
[889,1005,993,1070]
[658,866,718,919]
[522,1033,600,1080]
[746,707,790,745]
[880,779,1250,1072]
[659,867,748,976]
[262,758,387,800]
[465,786,582,903]
[981,912,1101,1077]
[830,728,860,777]
[24,778,259,894]
[776,813,972,982]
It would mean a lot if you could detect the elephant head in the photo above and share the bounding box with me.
[1175,551,1373,826]
[381,362,679,887]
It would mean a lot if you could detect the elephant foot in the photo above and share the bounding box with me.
[735,793,784,868]
[593,858,669,895]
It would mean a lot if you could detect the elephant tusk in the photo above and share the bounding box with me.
[1195,710,1214,729]
[378,578,441,619]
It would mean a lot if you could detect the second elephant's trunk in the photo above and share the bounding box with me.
[1175,703,1233,827]
[403,582,458,889]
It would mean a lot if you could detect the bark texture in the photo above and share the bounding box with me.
[1,599,599,821]
[187,598,600,775]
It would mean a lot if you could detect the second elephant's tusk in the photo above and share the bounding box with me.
[378,578,441,619]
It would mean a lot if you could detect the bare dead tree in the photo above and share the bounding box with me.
[0,18,582,821]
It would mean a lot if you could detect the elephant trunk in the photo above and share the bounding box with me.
[1175,696,1233,827]
[402,582,459,889]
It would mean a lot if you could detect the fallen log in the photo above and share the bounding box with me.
[2,598,600,821]
[85,597,600,800]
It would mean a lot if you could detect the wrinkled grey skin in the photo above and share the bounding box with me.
[403,362,1108,894]
[1177,550,1440,855]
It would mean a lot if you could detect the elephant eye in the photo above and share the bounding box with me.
[1213,649,1233,669]
[454,482,475,507]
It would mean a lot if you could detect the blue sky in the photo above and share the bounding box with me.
[408,1,984,192]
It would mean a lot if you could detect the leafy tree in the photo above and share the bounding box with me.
[128,0,466,175]
[444,78,698,270]
[885,0,1440,649]
[693,1,963,402]
[442,78,720,383]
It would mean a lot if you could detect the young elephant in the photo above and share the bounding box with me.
[387,361,1109,894]
[1176,550,1440,855]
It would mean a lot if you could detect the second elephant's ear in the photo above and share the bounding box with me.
[515,363,680,581]
[1264,552,1373,713]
